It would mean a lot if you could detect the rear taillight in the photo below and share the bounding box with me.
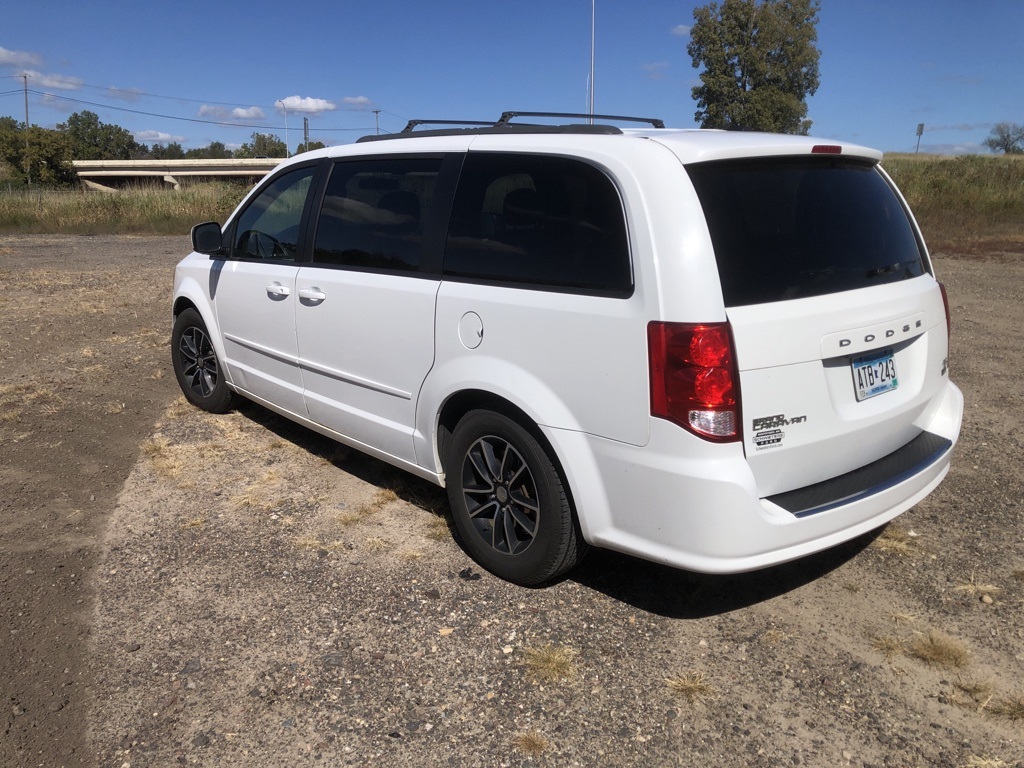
[647,322,740,442]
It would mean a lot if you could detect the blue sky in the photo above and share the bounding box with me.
[1,0,1021,156]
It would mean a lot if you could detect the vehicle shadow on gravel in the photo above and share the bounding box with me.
[568,533,877,619]
[232,399,879,619]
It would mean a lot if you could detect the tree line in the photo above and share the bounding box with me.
[0,110,325,188]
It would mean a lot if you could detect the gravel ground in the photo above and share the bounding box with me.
[1,237,1022,768]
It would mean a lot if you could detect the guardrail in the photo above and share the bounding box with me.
[72,158,284,190]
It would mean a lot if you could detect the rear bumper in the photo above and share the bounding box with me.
[548,380,962,574]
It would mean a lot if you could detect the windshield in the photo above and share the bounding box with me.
[686,157,927,307]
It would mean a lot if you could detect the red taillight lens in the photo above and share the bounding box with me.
[647,322,740,442]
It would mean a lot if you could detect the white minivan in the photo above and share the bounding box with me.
[172,112,963,585]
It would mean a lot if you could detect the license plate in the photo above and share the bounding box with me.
[852,349,898,401]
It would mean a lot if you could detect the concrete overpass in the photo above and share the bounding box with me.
[72,158,284,191]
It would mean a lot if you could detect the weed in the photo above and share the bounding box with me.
[424,514,451,541]
[514,730,549,757]
[870,635,907,661]
[962,756,1011,768]
[954,573,1001,600]
[909,631,970,669]
[665,671,715,704]
[889,610,918,627]
[363,537,391,552]
[872,524,919,556]
[989,695,1024,721]
[523,644,578,683]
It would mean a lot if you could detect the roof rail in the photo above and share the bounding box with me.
[401,119,493,133]
[497,111,666,129]
[356,110,666,143]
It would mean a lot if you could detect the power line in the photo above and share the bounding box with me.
[23,89,372,133]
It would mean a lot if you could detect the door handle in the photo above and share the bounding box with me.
[298,287,327,301]
[266,281,291,296]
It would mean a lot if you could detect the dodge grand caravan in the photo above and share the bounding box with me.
[171,111,963,585]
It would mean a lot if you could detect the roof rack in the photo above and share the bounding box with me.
[356,110,666,143]
[401,119,494,133]
[497,111,666,129]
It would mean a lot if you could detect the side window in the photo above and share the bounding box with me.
[444,153,631,294]
[313,158,442,272]
[233,166,315,261]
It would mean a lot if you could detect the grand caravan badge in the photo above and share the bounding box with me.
[751,413,807,451]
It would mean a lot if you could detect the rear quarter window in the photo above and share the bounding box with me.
[444,153,632,296]
[686,157,927,307]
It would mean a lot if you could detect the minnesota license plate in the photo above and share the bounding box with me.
[852,349,898,401]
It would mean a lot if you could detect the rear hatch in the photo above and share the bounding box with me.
[686,154,951,497]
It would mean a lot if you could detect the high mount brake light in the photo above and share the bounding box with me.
[647,322,740,442]
[811,145,843,154]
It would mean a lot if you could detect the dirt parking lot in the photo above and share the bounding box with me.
[1,235,1022,768]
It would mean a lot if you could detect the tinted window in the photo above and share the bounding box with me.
[444,153,631,294]
[233,166,314,261]
[313,158,442,271]
[686,158,926,307]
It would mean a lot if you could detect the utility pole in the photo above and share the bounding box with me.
[303,116,309,151]
[373,109,381,135]
[23,74,30,188]
[589,0,596,124]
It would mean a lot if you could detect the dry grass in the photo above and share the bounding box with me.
[871,524,920,556]
[909,631,970,669]
[363,537,392,552]
[989,695,1024,721]
[870,635,908,661]
[523,644,578,683]
[889,610,918,627]
[954,574,1002,600]
[335,488,399,526]
[141,437,185,478]
[665,671,715,704]
[513,730,550,757]
[424,514,451,541]
[1012,569,1024,584]
[962,756,1012,768]
[397,548,425,562]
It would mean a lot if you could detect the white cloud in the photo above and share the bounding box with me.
[0,47,42,67]
[136,130,186,143]
[276,95,337,114]
[21,70,83,89]
[232,106,266,120]
[342,96,371,109]
[671,24,691,36]
[198,105,230,120]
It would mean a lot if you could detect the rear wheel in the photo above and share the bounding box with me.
[445,410,586,585]
[171,308,235,413]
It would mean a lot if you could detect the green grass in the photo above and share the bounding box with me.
[883,154,1024,252]
[0,182,244,235]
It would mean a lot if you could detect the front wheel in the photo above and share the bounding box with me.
[445,410,587,585]
[171,308,235,413]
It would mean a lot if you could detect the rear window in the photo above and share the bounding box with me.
[686,157,927,307]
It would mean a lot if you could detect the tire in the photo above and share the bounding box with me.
[445,409,587,585]
[171,308,236,414]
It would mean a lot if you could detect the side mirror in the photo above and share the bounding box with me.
[191,221,224,256]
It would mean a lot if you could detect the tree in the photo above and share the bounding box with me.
[234,132,287,158]
[149,142,186,160]
[295,140,327,154]
[687,0,821,134]
[982,122,1024,155]
[58,110,145,160]
[185,141,233,160]
[0,118,77,187]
